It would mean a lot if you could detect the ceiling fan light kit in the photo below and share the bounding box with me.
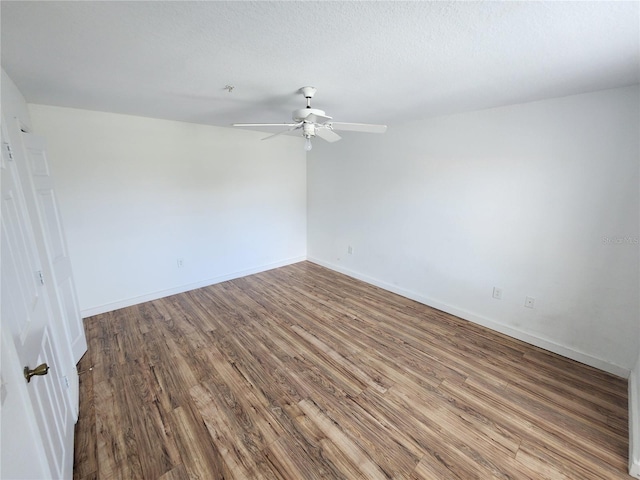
[232,86,387,151]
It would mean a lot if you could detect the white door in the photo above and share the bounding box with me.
[1,130,75,479]
[20,131,87,417]
[1,330,50,480]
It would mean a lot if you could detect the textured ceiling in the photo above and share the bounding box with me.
[2,1,638,130]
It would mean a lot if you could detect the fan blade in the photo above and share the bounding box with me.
[262,122,303,141]
[305,113,333,124]
[315,128,342,143]
[329,122,387,133]
[233,123,298,127]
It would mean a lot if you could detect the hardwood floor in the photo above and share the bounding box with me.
[74,261,631,479]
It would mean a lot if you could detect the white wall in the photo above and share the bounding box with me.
[308,86,639,376]
[29,105,307,316]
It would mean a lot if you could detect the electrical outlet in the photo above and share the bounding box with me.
[177,258,184,268]
[525,296,535,308]
[492,287,503,300]
[347,245,353,255]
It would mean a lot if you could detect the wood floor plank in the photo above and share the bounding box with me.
[189,382,280,480]
[74,354,97,480]
[264,433,346,480]
[514,439,609,480]
[355,386,461,477]
[94,378,144,479]
[75,261,632,479]
[297,398,391,480]
[300,385,422,479]
[157,464,190,480]
[388,379,522,457]
[442,376,630,477]
[168,401,228,479]
[120,371,180,478]
[466,375,628,468]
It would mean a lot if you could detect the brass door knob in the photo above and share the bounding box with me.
[24,363,49,383]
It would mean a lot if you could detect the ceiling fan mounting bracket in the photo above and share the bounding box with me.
[299,86,317,99]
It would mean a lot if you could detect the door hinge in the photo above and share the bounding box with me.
[37,270,45,285]
[3,143,13,160]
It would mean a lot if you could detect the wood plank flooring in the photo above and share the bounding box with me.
[74,261,632,479]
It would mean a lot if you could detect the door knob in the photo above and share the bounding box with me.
[24,363,49,383]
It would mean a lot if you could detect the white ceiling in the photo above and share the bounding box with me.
[2,1,639,130]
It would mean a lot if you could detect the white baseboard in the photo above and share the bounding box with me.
[630,361,640,478]
[80,256,307,318]
[307,257,631,379]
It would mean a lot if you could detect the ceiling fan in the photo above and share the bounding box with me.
[232,86,387,151]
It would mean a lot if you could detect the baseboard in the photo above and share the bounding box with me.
[81,256,307,318]
[630,361,640,478]
[307,257,630,378]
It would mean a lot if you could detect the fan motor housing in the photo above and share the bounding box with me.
[293,108,326,122]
